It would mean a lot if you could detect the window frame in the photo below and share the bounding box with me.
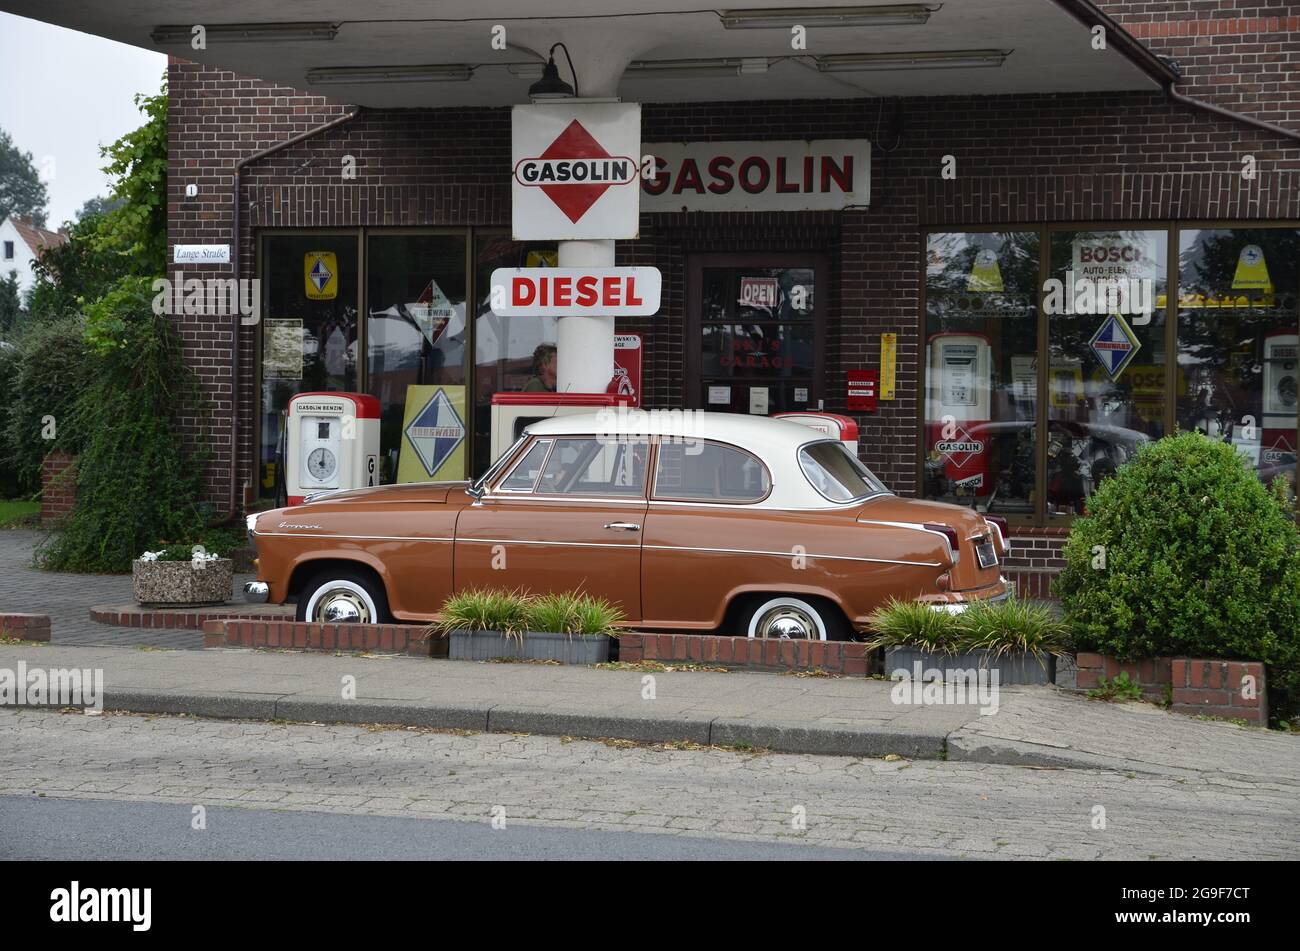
[650,437,773,505]
[918,220,1300,528]
[531,436,651,499]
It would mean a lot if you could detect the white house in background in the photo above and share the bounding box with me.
[0,215,68,300]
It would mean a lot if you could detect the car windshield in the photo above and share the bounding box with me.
[799,441,890,503]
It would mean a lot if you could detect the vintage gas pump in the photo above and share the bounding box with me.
[489,393,635,462]
[1262,332,1298,473]
[926,332,993,500]
[285,392,381,505]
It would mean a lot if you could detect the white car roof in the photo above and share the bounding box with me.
[523,410,856,509]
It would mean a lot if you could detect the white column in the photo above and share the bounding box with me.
[556,238,616,393]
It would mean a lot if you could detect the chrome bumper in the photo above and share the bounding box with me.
[243,581,269,604]
[926,579,1012,614]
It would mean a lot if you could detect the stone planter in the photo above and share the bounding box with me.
[132,558,233,607]
[884,646,1056,686]
[448,629,611,665]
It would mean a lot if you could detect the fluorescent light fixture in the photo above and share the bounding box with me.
[508,63,546,81]
[719,4,939,29]
[151,22,340,44]
[625,57,769,78]
[306,65,472,85]
[816,49,1009,71]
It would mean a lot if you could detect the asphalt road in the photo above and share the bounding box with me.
[0,796,911,861]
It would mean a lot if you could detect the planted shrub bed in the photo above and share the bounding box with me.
[432,589,624,665]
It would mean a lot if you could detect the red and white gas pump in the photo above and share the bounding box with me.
[284,393,381,506]
[1262,331,1298,472]
[773,412,859,456]
[926,332,993,499]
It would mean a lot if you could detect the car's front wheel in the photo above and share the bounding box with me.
[297,569,391,624]
[742,595,844,641]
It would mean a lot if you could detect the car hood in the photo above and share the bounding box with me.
[298,481,470,506]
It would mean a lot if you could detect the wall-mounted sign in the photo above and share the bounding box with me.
[612,333,642,407]
[304,251,338,300]
[749,386,769,415]
[847,370,878,412]
[879,333,897,400]
[708,385,732,405]
[512,102,641,240]
[172,244,230,264]
[642,139,870,212]
[488,267,661,317]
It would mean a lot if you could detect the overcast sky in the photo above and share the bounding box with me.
[0,12,166,228]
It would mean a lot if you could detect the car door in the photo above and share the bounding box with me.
[453,435,649,620]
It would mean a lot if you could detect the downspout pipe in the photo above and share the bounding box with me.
[1052,0,1299,146]
[223,106,362,521]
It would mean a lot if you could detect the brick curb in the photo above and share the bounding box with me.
[0,613,51,642]
[91,605,294,631]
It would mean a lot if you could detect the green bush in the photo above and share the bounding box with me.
[864,596,1070,662]
[1,314,89,495]
[1054,430,1300,724]
[431,589,625,639]
[36,277,208,573]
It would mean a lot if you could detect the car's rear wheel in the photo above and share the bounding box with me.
[743,595,844,641]
[297,569,391,624]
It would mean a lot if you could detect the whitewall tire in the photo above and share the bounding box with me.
[297,571,389,624]
[744,596,831,641]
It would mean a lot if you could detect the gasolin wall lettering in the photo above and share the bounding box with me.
[642,140,871,212]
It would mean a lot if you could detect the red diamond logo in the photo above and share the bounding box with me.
[516,120,634,224]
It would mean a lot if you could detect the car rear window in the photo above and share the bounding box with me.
[799,441,890,502]
[654,441,769,502]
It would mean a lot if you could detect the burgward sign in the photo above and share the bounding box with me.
[512,102,641,241]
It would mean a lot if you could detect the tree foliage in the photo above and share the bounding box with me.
[0,128,49,227]
[91,85,167,275]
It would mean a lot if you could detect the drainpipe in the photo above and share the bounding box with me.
[1163,84,1300,147]
[221,106,362,521]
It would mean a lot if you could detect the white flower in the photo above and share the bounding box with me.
[139,551,159,562]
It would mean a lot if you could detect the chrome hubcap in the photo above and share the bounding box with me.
[754,605,820,640]
[315,588,372,624]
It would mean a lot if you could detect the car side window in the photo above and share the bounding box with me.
[497,439,552,492]
[537,437,648,496]
[654,441,770,502]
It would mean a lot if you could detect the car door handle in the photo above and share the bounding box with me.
[603,522,641,532]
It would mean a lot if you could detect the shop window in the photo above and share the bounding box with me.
[1176,228,1299,492]
[923,231,1039,516]
[654,442,770,502]
[1046,229,1168,519]
[688,257,823,415]
[472,236,558,477]
[259,234,359,498]
[366,233,468,482]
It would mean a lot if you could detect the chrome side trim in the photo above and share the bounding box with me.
[255,532,455,542]
[457,537,640,550]
[641,544,941,568]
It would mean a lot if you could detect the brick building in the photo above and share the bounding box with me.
[12,0,1298,593]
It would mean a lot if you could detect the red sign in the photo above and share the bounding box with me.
[489,267,662,317]
[513,120,638,224]
[847,370,878,412]
[610,334,643,407]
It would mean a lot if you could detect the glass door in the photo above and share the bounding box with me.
[686,254,825,414]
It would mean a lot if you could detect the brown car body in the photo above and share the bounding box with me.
[248,413,1009,636]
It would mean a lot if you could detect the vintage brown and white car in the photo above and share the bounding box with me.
[245,411,1010,640]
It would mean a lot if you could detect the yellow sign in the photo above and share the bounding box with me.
[966,248,1004,293]
[880,333,897,400]
[1231,244,1272,292]
[304,251,339,300]
[397,385,467,483]
[525,249,558,268]
[1049,361,1084,409]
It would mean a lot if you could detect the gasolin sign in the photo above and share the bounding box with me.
[489,267,662,317]
[512,102,641,241]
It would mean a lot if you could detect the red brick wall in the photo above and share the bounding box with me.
[166,3,1300,511]
[39,451,75,525]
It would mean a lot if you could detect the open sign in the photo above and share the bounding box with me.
[740,277,779,309]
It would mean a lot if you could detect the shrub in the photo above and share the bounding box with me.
[431,589,626,639]
[865,596,1070,663]
[1,314,89,495]
[36,277,208,573]
[1054,430,1300,724]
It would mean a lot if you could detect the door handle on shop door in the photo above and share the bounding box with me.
[603,522,641,532]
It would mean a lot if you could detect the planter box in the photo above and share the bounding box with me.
[448,629,610,665]
[132,558,233,607]
[884,646,1055,686]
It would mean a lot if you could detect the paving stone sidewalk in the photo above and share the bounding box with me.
[2,641,1297,774]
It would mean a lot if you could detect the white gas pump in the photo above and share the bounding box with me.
[772,412,859,456]
[285,392,381,505]
[926,332,993,499]
[1263,332,1298,469]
